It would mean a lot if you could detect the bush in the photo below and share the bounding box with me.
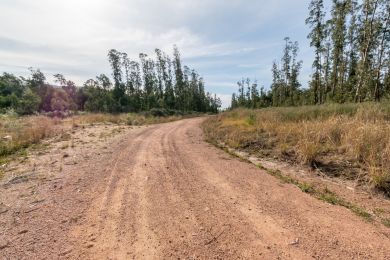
[16,88,41,115]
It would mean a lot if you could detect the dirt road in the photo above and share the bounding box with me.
[2,118,390,259]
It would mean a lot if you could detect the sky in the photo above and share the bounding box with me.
[0,0,323,108]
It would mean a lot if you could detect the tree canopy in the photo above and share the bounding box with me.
[0,46,221,115]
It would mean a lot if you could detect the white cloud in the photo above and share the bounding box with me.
[0,0,313,92]
[216,93,232,109]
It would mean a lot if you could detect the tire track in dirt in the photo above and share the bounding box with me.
[161,120,309,259]
[75,126,160,259]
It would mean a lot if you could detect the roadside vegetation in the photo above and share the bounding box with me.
[218,0,390,197]
[203,103,390,195]
[0,110,189,160]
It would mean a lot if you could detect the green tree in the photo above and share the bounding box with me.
[306,0,326,104]
[17,88,41,115]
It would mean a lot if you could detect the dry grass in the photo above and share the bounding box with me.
[0,115,60,157]
[0,112,186,159]
[68,113,185,126]
[203,103,390,194]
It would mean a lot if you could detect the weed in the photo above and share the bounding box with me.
[297,182,315,193]
[374,208,386,215]
[382,218,390,227]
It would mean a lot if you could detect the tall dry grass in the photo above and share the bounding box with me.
[0,115,60,157]
[203,103,390,193]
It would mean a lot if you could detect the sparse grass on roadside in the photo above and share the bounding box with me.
[203,102,390,195]
[258,162,372,221]
[211,141,375,223]
[0,112,189,163]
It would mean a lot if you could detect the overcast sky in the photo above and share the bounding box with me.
[0,0,323,107]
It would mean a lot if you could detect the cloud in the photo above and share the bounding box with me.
[216,93,233,109]
[0,0,314,95]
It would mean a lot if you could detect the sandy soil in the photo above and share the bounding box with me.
[1,118,390,259]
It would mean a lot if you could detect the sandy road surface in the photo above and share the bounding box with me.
[1,117,390,259]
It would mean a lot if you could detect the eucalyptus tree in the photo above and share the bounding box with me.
[355,0,381,101]
[173,45,185,110]
[345,0,359,99]
[306,0,326,104]
[373,0,390,100]
[329,0,351,100]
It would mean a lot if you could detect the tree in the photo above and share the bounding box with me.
[173,45,186,110]
[329,0,351,100]
[0,73,25,111]
[270,38,302,106]
[373,1,390,100]
[0,46,220,115]
[306,0,326,104]
[17,88,41,115]
[355,0,381,102]
[345,0,359,100]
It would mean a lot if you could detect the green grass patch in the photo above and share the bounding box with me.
[382,218,390,227]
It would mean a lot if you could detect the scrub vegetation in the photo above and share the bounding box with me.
[203,103,390,194]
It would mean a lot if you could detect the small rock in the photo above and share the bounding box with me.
[289,238,299,245]
[63,153,69,158]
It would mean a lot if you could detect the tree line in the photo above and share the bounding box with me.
[0,46,221,115]
[231,0,390,109]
